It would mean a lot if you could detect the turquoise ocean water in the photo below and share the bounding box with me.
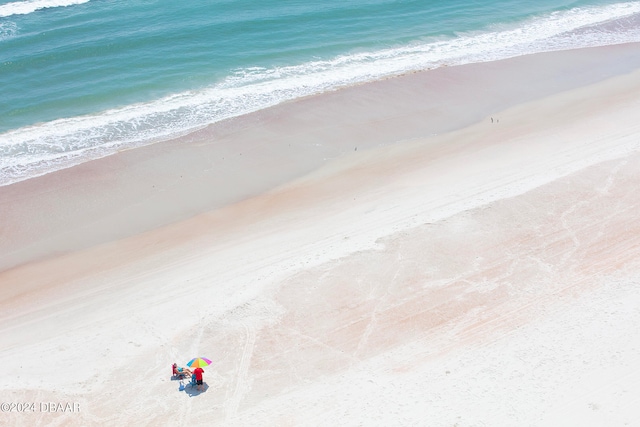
[1,0,640,186]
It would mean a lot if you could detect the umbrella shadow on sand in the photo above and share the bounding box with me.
[184,382,209,397]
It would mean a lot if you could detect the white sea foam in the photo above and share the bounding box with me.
[0,0,89,18]
[0,20,18,40]
[2,1,640,186]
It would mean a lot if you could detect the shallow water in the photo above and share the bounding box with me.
[1,0,640,185]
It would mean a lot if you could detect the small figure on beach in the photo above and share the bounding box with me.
[172,363,192,379]
[193,367,205,391]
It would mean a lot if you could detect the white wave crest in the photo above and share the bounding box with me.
[2,1,640,186]
[0,0,90,18]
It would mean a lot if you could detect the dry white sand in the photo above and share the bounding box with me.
[2,44,640,426]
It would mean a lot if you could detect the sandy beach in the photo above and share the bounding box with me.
[2,43,640,426]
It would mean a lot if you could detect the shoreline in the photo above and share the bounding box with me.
[1,42,640,425]
[2,44,640,273]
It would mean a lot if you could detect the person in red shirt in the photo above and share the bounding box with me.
[193,367,204,391]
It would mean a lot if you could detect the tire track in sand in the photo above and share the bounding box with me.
[225,321,257,420]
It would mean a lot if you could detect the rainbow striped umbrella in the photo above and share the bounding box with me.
[186,357,211,368]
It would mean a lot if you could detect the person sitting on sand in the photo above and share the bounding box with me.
[172,363,192,378]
